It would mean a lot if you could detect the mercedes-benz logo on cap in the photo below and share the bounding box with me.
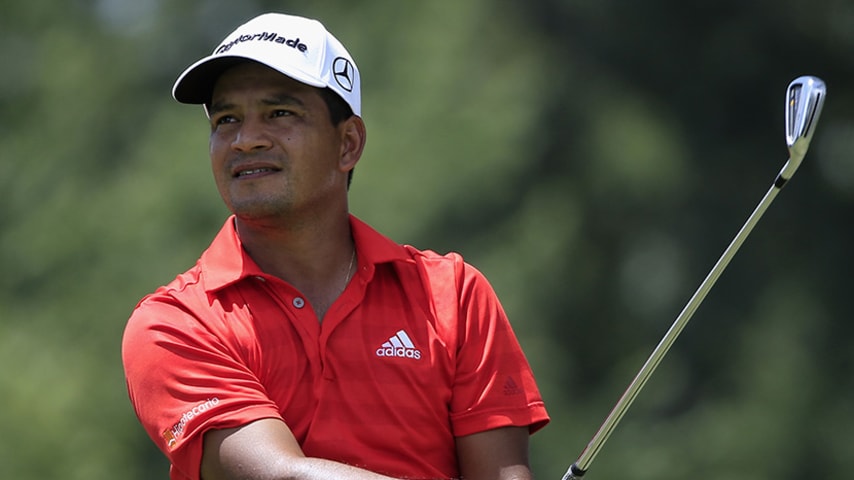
[332,57,355,92]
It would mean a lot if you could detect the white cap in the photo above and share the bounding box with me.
[172,13,361,116]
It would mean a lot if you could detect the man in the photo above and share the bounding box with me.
[122,12,549,480]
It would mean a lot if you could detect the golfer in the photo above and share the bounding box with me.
[122,12,549,480]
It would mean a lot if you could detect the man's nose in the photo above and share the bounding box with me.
[232,118,273,152]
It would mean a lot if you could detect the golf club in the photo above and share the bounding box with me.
[562,75,826,480]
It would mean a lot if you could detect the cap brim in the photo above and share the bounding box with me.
[174,56,254,104]
[173,55,328,105]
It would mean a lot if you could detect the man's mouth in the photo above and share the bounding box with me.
[235,167,277,178]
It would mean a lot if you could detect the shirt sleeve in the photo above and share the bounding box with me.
[448,262,550,437]
[122,295,283,480]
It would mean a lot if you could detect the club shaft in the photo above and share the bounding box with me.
[562,166,793,480]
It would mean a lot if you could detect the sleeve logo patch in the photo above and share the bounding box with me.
[161,397,221,450]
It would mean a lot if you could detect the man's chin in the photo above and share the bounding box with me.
[229,204,283,222]
[227,196,286,217]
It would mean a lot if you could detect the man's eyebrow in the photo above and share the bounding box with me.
[207,95,305,116]
[207,101,233,117]
[262,94,305,107]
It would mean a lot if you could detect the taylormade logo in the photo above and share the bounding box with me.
[215,32,308,54]
[376,330,422,360]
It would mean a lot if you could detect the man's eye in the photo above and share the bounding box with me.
[214,115,236,125]
[271,109,294,118]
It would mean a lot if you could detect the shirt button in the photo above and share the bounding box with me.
[293,297,305,308]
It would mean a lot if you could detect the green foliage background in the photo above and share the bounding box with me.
[2,0,852,478]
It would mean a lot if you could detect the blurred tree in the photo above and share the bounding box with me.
[0,0,851,479]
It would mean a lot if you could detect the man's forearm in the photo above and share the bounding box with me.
[283,457,404,480]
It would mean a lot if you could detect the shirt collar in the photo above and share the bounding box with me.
[199,215,413,293]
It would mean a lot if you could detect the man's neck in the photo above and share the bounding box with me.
[234,212,356,320]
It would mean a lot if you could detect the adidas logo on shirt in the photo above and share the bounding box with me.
[376,329,422,360]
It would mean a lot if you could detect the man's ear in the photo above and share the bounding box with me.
[339,116,366,172]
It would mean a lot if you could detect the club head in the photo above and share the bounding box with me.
[786,75,826,162]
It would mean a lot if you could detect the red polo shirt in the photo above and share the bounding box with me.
[122,215,549,480]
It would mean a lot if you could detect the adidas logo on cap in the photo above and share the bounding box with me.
[376,330,422,360]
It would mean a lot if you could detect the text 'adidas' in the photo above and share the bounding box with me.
[376,329,422,360]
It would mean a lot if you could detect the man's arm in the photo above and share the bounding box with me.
[201,418,535,480]
[456,426,534,480]
[200,418,400,480]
